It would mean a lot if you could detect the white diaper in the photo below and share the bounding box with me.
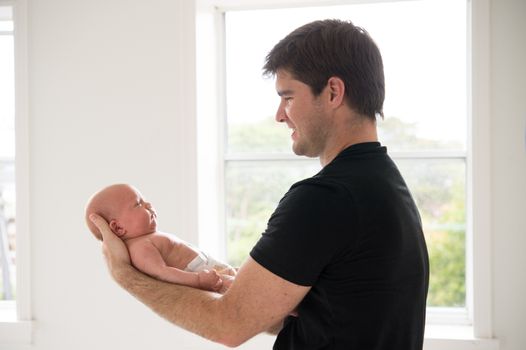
[184,251,233,273]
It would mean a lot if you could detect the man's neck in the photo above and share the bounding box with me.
[319,116,378,167]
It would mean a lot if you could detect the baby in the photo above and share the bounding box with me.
[85,184,235,293]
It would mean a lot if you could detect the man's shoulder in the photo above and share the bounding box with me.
[287,176,350,201]
[272,176,354,220]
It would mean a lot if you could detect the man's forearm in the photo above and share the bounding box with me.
[113,265,231,344]
[91,213,286,347]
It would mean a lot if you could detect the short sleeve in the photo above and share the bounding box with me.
[250,179,356,286]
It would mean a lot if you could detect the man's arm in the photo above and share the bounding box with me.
[91,214,309,347]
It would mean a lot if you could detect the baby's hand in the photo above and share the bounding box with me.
[197,269,223,292]
[219,274,235,294]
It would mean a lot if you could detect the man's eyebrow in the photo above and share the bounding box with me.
[277,89,294,97]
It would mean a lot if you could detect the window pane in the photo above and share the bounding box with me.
[0,6,13,20]
[225,0,467,154]
[224,0,468,311]
[228,117,292,154]
[0,36,15,159]
[0,25,15,301]
[0,21,13,31]
[225,160,321,266]
[0,163,15,300]
[0,6,13,31]
[396,158,466,307]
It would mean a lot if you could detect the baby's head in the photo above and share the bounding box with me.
[85,184,157,240]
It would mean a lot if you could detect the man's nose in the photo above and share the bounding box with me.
[275,102,286,123]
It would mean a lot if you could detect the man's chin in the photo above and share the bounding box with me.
[292,144,317,158]
[292,143,304,156]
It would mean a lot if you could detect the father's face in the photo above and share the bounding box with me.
[274,70,331,159]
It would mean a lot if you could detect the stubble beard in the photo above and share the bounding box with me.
[292,109,329,159]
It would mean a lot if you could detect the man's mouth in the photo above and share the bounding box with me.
[290,128,297,139]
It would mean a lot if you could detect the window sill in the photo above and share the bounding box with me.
[0,302,32,345]
[425,325,499,350]
[0,320,32,345]
[0,321,501,349]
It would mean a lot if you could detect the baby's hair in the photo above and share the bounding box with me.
[84,184,127,240]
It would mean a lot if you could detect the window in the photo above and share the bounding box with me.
[197,0,493,341]
[0,4,16,308]
[0,1,31,342]
[224,0,467,312]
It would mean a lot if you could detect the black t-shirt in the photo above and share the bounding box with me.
[250,142,429,350]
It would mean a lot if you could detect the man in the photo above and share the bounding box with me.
[90,19,429,349]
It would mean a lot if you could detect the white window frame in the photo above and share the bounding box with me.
[196,0,496,348]
[0,0,32,345]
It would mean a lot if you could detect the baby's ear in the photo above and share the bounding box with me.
[109,219,126,237]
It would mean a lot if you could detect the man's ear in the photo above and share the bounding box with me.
[109,219,126,237]
[327,76,346,107]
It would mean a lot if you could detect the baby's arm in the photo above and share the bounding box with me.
[196,270,224,292]
[129,241,222,292]
[219,273,235,293]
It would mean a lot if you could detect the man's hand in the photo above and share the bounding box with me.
[89,213,133,282]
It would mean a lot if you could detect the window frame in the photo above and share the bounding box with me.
[0,0,32,345]
[0,3,15,305]
[196,0,495,346]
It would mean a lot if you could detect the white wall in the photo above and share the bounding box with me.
[17,0,250,349]
[14,0,275,348]
[490,0,526,349]
[6,0,526,349]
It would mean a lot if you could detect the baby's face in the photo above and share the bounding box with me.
[112,185,157,238]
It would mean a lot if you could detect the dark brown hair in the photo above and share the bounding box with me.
[263,19,385,119]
